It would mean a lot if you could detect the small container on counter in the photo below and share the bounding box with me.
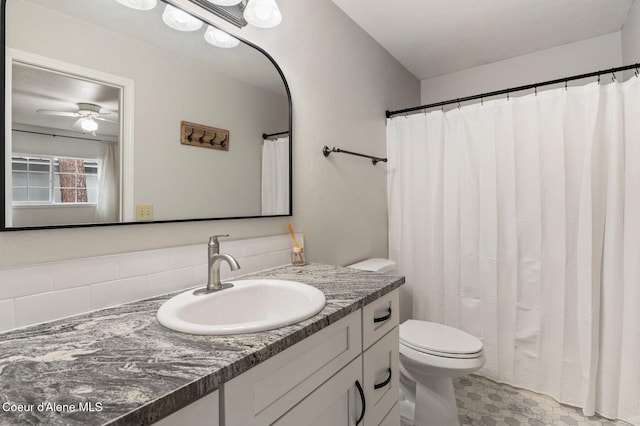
[291,246,306,266]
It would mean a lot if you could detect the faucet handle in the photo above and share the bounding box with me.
[208,234,230,254]
[209,234,229,245]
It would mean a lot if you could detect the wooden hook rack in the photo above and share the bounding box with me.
[181,121,230,151]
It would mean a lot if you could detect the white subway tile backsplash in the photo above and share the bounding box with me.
[281,249,293,266]
[220,240,244,259]
[0,263,53,299]
[0,300,15,332]
[53,256,119,290]
[14,287,90,328]
[257,251,285,271]
[89,276,149,311]
[243,235,290,257]
[169,244,204,269]
[148,268,197,296]
[1,234,293,332]
[119,249,170,278]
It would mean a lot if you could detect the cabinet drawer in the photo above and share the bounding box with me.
[362,289,399,350]
[363,326,399,426]
[224,310,362,426]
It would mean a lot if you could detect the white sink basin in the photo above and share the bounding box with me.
[157,279,326,335]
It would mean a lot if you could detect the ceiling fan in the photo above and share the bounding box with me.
[36,102,118,134]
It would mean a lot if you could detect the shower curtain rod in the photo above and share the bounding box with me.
[12,129,112,143]
[386,62,640,118]
[262,131,289,140]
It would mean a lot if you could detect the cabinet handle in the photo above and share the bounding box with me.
[374,368,392,389]
[355,380,366,425]
[373,308,392,323]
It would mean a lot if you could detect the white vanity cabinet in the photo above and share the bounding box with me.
[224,288,400,426]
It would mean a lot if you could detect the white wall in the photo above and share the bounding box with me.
[622,0,640,67]
[421,32,623,105]
[0,0,419,268]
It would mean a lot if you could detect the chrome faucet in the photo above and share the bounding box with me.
[194,235,240,295]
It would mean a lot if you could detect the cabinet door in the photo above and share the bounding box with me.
[363,327,400,425]
[274,357,364,426]
[154,390,218,426]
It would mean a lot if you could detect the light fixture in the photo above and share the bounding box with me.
[114,0,157,10]
[80,117,99,133]
[206,0,242,6]
[243,0,282,28]
[162,4,204,31]
[204,26,240,48]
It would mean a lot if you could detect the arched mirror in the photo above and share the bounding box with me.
[1,0,291,230]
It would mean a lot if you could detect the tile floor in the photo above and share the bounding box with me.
[454,375,632,426]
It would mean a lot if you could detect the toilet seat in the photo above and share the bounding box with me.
[400,320,483,359]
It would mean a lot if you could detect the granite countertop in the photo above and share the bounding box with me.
[0,263,404,426]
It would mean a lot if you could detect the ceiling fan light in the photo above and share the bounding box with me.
[244,0,282,28]
[206,0,242,6]
[114,0,157,11]
[162,4,203,31]
[204,26,240,48]
[80,117,99,133]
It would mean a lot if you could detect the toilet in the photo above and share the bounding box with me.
[348,258,485,426]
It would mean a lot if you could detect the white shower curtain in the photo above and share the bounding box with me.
[387,78,640,423]
[261,136,290,215]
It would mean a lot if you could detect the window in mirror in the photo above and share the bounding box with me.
[12,155,100,205]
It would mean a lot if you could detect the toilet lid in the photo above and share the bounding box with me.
[400,320,483,357]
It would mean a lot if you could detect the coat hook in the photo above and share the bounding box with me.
[219,134,228,148]
[198,131,207,143]
[209,133,217,145]
[187,127,195,142]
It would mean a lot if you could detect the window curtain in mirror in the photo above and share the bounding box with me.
[387,77,640,423]
[261,137,289,215]
[96,141,118,222]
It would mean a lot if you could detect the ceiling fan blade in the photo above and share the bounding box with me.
[36,109,80,117]
[94,116,118,124]
[71,118,84,130]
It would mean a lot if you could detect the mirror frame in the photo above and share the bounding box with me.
[0,0,292,231]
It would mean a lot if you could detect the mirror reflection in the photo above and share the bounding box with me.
[3,0,291,229]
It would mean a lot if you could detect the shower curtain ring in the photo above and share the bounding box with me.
[612,71,617,82]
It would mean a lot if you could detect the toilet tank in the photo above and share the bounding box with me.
[347,258,398,273]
